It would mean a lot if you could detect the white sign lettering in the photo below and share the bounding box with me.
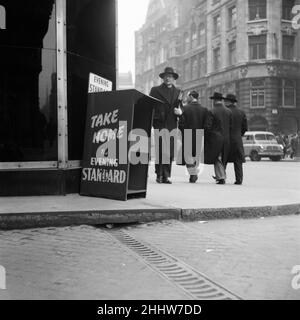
[88,73,112,93]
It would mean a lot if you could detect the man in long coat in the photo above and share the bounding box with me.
[149,67,182,184]
[224,94,248,185]
[178,90,209,183]
[208,92,232,184]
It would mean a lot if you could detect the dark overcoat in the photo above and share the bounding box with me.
[227,104,248,163]
[178,102,209,165]
[149,83,181,131]
[205,102,232,164]
[149,83,181,160]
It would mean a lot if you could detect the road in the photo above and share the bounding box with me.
[0,215,299,300]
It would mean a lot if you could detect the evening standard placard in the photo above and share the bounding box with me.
[80,91,133,200]
[88,73,112,93]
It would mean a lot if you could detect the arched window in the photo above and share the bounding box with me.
[191,23,197,49]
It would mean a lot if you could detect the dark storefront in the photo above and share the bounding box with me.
[0,0,116,195]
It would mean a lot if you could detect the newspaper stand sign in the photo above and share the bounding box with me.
[80,89,158,200]
[88,73,112,93]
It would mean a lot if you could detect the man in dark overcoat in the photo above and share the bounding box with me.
[178,90,209,183]
[208,92,232,184]
[224,94,248,185]
[149,67,182,184]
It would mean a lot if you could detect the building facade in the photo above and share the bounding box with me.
[0,0,116,196]
[135,0,300,133]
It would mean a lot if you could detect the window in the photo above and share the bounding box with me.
[282,36,295,60]
[173,6,179,28]
[248,0,266,20]
[250,79,265,108]
[213,47,221,71]
[255,134,267,140]
[0,2,58,162]
[228,6,237,29]
[228,41,237,66]
[198,23,205,46]
[282,0,295,20]
[169,39,177,57]
[184,60,190,81]
[199,52,206,76]
[191,56,198,80]
[191,23,197,49]
[280,80,296,107]
[213,15,221,36]
[184,32,190,52]
[249,35,266,60]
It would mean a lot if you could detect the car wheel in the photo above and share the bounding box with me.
[250,150,261,161]
[270,156,281,161]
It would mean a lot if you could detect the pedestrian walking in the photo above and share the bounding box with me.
[207,92,232,185]
[178,90,209,183]
[149,67,182,184]
[224,93,248,185]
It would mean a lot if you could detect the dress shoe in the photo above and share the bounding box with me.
[162,178,172,184]
[156,176,163,184]
[234,181,242,185]
[189,175,198,183]
[212,176,217,180]
[216,179,225,184]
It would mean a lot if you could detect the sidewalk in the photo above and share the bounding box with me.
[0,161,299,229]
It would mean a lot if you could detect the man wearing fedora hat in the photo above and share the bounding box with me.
[149,67,182,184]
[209,92,232,184]
[224,93,248,185]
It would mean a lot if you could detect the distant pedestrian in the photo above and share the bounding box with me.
[178,90,209,183]
[224,94,248,185]
[149,67,182,184]
[206,92,232,185]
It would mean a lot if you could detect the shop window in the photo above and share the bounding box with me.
[250,79,265,108]
[0,0,57,162]
[66,0,116,160]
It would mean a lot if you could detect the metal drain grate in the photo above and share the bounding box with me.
[107,229,242,300]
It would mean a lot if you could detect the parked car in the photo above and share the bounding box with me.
[242,131,284,161]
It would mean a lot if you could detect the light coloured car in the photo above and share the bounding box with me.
[242,131,284,161]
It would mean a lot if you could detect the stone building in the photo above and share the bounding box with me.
[135,0,300,133]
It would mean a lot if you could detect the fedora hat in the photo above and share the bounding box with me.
[159,67,179,80]
[210,92,224,100]
[224,93,238,103]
